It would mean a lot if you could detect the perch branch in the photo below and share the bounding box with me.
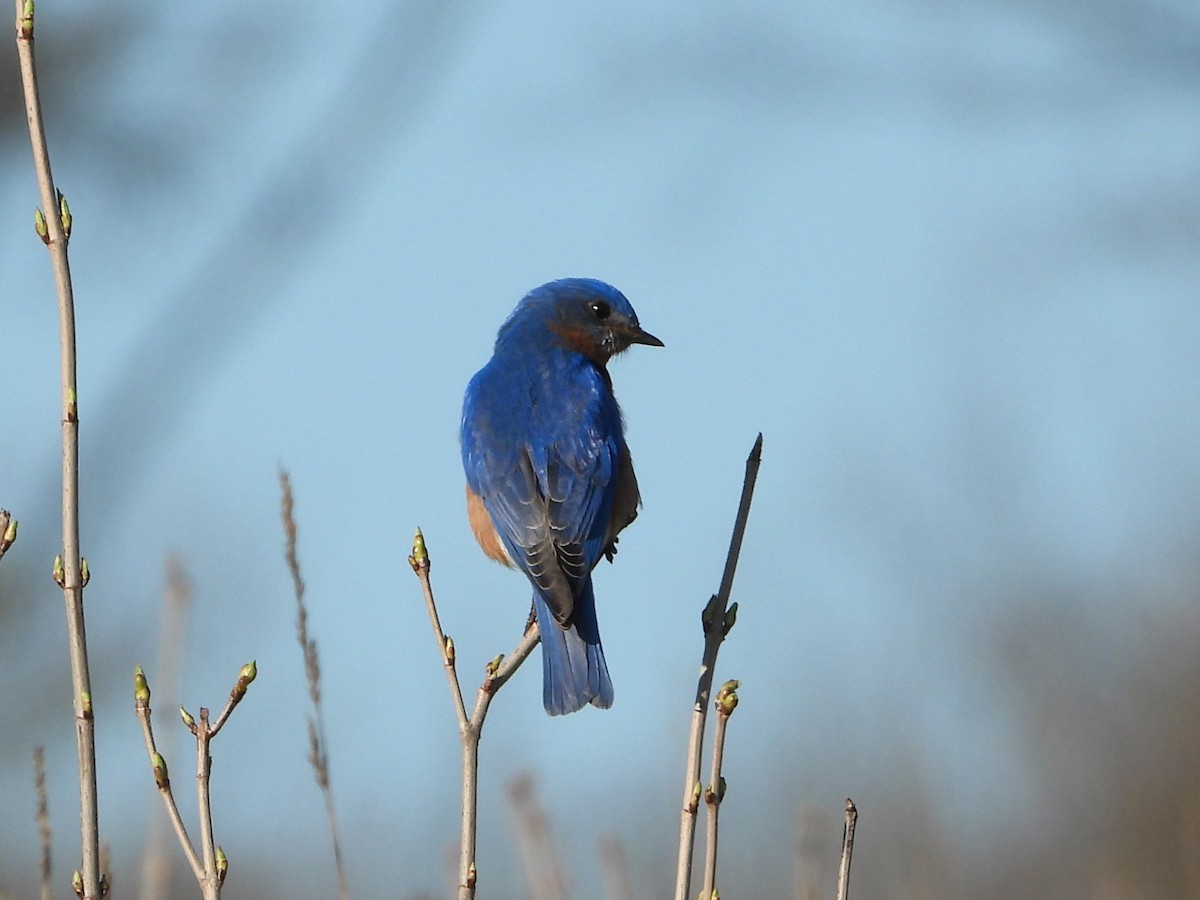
[410,530,540,900]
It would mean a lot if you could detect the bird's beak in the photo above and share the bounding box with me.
[622,322,664,348]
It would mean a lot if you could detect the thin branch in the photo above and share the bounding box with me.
[701,681,740,899]
[33,747,52,900]
[467,625,540,723]
[133,669,204,883]
[139,558,191,900]
[411,529,470,728]
[279,470,351,900]
[134,663,256,898]
[195,709,220,900]
[674,434,763,900]
[835,798,858,900]
[209,661,257,736]
[409,530,540,900]
[15,5,100,896]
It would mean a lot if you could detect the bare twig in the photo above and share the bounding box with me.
[835,798,858,900]
[701,680,740,899]
[674,434,763,900]
[507,775,567,900]
[411,530,470,729]
[134,662,257,898]
[0,509,16,564]
[34,747,52,900]
[133,668,204,885]
[194,708,220,900]
[279,470,351,900]
[409,530,540,900]
[139,558,191,900]
[15,5,100,896]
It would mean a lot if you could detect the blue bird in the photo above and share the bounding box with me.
[461,278,662,715]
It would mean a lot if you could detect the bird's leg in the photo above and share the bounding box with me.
[603,535,620,563]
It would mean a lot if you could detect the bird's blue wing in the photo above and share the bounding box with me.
[461,361,620,627]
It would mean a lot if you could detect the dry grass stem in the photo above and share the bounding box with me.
[34,747,52,900]
[835,798,858,900]
[508,775,567,900]
[15,5,100,895]
[409,529,540,900]
[279,470,351,900]
[791,807,829,900]
[674,434,763,900]
[598,836,634,900]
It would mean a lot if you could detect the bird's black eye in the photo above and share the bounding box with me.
[589,300,612,320]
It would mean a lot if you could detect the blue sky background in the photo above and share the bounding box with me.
[2,2,1199,897]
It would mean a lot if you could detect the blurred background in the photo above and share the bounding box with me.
[3,1,1200,897]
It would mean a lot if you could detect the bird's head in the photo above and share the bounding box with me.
[508,278,663,364]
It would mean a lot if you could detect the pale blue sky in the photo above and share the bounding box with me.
[3,2,1199,896]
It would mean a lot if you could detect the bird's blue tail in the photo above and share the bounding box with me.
[534,579,613,715]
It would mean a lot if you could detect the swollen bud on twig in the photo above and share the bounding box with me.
[232,660,257,700]
[152,752,169,790]
[485,653,505,678]
[52,554,65,587]
[467,861,477,890]
[133,666,151,707]
[80,558,90,587]
[408,528,429,572]
[72,870,83,898]
[444,635,456,666]
[18,0,34,39]
[216,847,228,883]
[687,780,702,814]
[0,510,16,557]
[704,777,727,807]
[80,692,92,719]
[180,706,196,732]
[58,191,72,239]
[715,680,740,717]
[99,874,110,897]
[67,387,77,422]
[701,594,721,629]
[33,207,48,243]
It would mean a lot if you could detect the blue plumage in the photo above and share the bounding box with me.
[461,278,662,715]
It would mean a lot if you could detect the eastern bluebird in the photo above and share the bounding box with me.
[460,278,662,715]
